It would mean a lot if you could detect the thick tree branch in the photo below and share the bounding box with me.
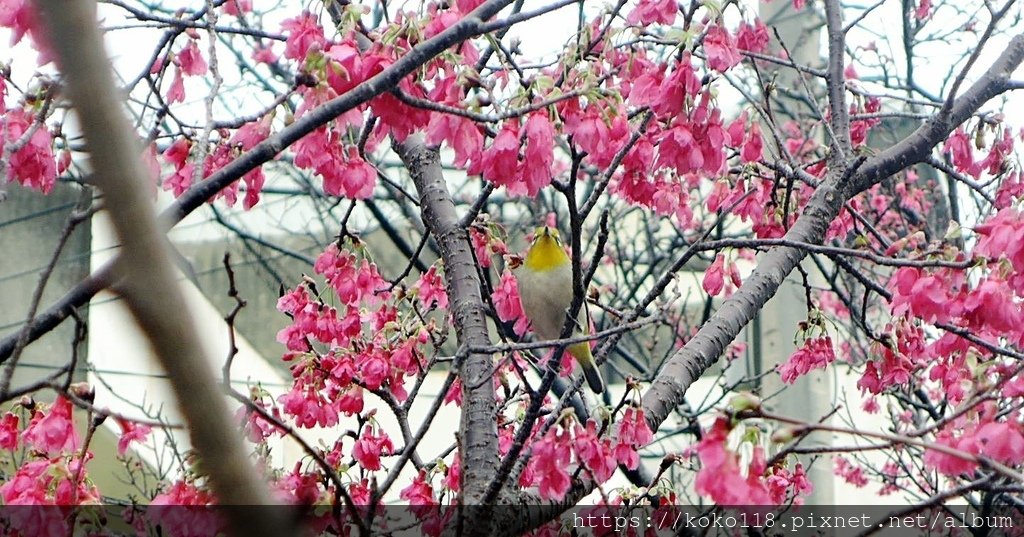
[30,1,290,536]
[393,134,498,508]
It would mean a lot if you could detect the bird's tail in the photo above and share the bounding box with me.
[569,343,604,394]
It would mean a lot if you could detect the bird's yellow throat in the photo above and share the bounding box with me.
[524,232,569,272]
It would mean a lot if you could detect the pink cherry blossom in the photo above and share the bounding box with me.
[22,396,80,456]
[176,39,207,76]
[235,400,279,443]
[280,12,325,61]
[416,265,449,310]
[520,112,555,197]
[2,108,57,194]
[150,481,225,537]
[336,386,365,416]
[625,0,677,26]
[0,412,19,450]
[945,128,979,177]
[574,420,616,482]
[527,427,572,500]
[424,78,483,168]
[703,25,743,73]
[493,270,530,336]
[360,348,390,391]
[703,254,726,297]
[115,417,152,456]
[977,420,1024,465]
[369,81,431,142]
[778,336,837,384]
[443,454,461,492]
[222,0,251,16]
[737,20,770,53]
[834,456,869,487]
[352,425,395,471]
[915,0,932,19]
[400,470,437,505]
[694,417,772,504]
[473,121,522,193]
[613,407,654,469]
[766,463,813,505]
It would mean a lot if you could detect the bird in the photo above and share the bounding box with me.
[514,226,604,394]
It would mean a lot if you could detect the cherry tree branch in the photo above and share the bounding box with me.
[393,134,498,509]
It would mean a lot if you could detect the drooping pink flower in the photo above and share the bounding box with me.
[222,0,251,16]
[766,463,813,505]
[115,418,152,456]
[915,0,932,19]
[742,122,764,162]
[493,270,530,336]
[889,267,952,323]
[694,417,772,504]
[736,20,770,53]
[349,479,371,505]
[442,453,461,492]
[369,79,431,142]
[454,0,486,13]
[703,254,726,297]
[0,412,18,451]
[976,420,1024,465]
[975,208,1024,273]
[652,57,702,117]
[520,113,555,197]
[314,244,387,305]
[352,425,395,471]
[321,146,376,199]
[167,66,186,103]
[235,400,279,443]
[416,265,449,310]
[424,77,483,167]
[150,481,225,537]
[252,44,278,64]
[778,336,837,384]
[960,277,1021,334]
[278,381,338,429]
[625,0,677,26]
[657,123,704,175]
[22,396,80,456]
[0,0,51,64]
[280,12,325,61]
[336,386,365,416]
[474,121,522,193]
[924,426,980,476]
[703,25,743,73]
[176,39,208,76]
[528,427,572,500]
[277,466,323,505]
[944,128,978,177]
[227,116,272,208]
[574,420,616,483]
[360,348,390,391]
[400,470,436,505]
[1,108,57,194]
[834,456,870,487]
[613,407,654,470]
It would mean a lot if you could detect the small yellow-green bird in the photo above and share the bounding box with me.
[515,226,604,394]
